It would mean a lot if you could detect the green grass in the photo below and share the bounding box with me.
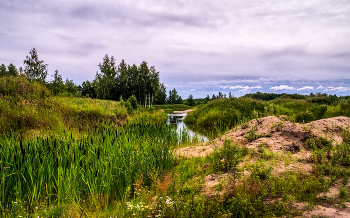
[3,76,350,217]
[184,97,350,137]
[0,121,192,216]
[0,76,168,135]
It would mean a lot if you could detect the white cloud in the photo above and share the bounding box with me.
[323,86,350,92]
[317,86,325,89]
[297,86,314,91]
[220,85,229,89]
[229,85,261,93]
[270,85,294,91]
[190,89,196,91]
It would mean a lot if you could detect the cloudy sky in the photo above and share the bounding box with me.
[1,0,350,98]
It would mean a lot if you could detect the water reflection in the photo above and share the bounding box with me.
[167,113,208,142]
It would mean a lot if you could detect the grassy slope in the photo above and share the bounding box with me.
[0,76,167,135]
[184,97,350,136]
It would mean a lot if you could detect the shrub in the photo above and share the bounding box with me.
[228,194,256,217]
[128,94,138,110]
[246,126,263,142]
[339,187,348,198]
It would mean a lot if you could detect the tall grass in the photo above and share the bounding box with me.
[0,121,189,215]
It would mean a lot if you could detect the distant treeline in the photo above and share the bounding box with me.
[0,48,174,105]
[2,48,350,106]
[243,92,349,105]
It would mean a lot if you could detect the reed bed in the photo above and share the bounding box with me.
[0,121,190,215]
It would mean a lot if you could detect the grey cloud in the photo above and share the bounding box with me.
[1,0,350,97]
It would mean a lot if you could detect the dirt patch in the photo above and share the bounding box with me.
[222,116,350,154]
[202,173,229,198]
[173,109,193,114]
[306,116,350,145]
[302,203,350,218]
[176,143,217,157]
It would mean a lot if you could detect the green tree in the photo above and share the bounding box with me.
[95,54,117,100]
[48,70,65,95]
[0,63,18,77]
[81,80,96,98]
[186,94,195,106]
[204,94,210,103]
[177,96,183,104]
[0,64,7,77]
[149,66,160,106]
[23,48,48,82]
[167,88,182,104]
[7,64,18,76]
[155,83,167,104]
[65,78,79,96]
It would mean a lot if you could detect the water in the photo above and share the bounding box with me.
[167,113,209,142]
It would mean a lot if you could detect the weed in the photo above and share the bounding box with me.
[339,187,347,198]
[246,126,263,142]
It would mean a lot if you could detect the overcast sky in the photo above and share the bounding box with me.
[1,0,350,98]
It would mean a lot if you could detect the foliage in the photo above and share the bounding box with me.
[0,63,18,77]
[23,48,48,83]
[186,94,195,106]
[167,88,183,104]
[85,56,161,106]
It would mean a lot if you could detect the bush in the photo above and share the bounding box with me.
[228,194,256,217]
[128,94,138,110]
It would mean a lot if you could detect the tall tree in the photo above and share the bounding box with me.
[96,54,117,99]
[23,48,48,82]
[155,83,167,104]
[149,66,160,106]
[117,59,129,99]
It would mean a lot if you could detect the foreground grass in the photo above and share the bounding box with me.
[0,120,196,217]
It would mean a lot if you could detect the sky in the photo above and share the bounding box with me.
[1,0,350,98]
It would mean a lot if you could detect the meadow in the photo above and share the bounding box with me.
[2,76,350,217]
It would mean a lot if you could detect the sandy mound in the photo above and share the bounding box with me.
[223,116,350,153]
[177,116,350,158]
[176,116,350,216]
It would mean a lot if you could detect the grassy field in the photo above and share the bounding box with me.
[2,76,350,217]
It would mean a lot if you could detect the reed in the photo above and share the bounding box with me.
[0,121,189,215]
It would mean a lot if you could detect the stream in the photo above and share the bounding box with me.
[167,113,209,142]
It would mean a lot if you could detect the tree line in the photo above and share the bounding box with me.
[1,48,178,105]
